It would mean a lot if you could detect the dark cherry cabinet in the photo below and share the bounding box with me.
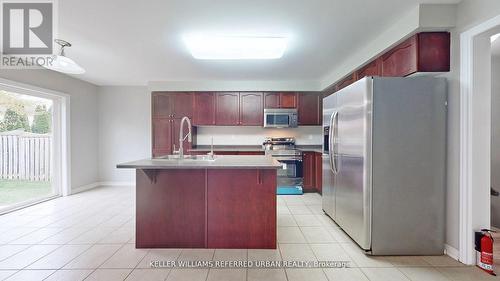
[280,92,297,108]
[314,152,322,194]
[152,92,193,118]
[357,59,381,79]
[264,93,280,108]
[381,36,418,77]
[329,32,450,94]
[171,93,194,119]
[207,169,276,248]
[303,151,323,193]
[152,118,172,157]
[240,92,263,126]
[298,93,322,126]
[216,92,240,125]
[152,94,172,117]
[193,92,216,126]
[381,32,450,77]
[303,152,315,192]
[336,74,356,91]
[151,93,195,157]
[264,92,298,109]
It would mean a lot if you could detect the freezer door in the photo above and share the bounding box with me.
[322,94,337,219]
[335,77,373,250]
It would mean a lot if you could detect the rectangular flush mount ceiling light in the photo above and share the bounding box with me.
[183,35,288,60]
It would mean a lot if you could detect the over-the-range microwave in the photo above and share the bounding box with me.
[263,108,298,128]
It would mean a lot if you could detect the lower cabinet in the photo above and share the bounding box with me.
[207,169,276,248]
[302,151,323,193]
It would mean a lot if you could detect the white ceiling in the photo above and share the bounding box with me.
[58,0,461,86]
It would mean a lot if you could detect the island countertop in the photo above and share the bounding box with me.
[116,155,282,169]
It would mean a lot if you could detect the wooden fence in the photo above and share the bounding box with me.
[0,132,51,181]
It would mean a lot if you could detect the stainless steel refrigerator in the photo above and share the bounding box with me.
[322,77,447,255]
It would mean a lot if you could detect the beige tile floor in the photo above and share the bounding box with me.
[0,185,497,281]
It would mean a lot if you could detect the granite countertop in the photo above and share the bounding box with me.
[189,145,323,153]
[116,155,283,169]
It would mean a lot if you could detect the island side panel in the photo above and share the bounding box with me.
[207,169,277,249]
[136,169,206,248]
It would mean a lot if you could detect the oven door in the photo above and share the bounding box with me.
[273,156,303,186]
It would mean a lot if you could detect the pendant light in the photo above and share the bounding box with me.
[44,39,85,74]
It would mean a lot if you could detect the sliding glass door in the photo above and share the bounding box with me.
[0,89,59,212]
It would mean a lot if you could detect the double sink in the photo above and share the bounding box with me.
[153,154,217,163]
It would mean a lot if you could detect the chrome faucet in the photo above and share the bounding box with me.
[177,116,192,159]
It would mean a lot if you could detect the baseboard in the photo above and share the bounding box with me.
[71,181,134,195]
[71,182,101,194]
[444,244,460,261]
[97,181,135,187]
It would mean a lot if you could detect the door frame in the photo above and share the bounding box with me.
[459,15,500,265]
[0,78,70,209]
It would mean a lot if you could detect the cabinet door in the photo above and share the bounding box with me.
[280,92,297,108]
[172,93,194,119]
[417,32,450,72]
[264,93,280,108]
[302,152,315,191]
[207,169,276,248]
[298,93,322,125]
[240,92,263,126]
[215,92,240,125]
[172,118,194,153]
[314,152,323,194]
[336,74,356,91]
[152,93,172,118]
[193,92,216,125]
[356,59,381,79]
[152,118,172,156]
[381,36,417,77]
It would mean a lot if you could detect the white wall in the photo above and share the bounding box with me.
[0,69,99,191]
[442,0,500,249]
[97,86,150,183]
[196,126,322,146]
[491,57,500,227]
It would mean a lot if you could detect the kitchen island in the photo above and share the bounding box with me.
[117,155,281,249]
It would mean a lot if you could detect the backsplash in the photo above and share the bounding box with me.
[196,126,322,145]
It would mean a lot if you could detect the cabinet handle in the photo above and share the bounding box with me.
[258,170,262,184]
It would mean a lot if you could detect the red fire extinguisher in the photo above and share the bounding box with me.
[476,229,496,275]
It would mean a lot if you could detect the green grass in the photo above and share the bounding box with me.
[0,179,53,207]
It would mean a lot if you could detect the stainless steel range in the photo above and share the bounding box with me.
[263,137,303,189]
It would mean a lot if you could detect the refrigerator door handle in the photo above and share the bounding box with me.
[329,111,338,174]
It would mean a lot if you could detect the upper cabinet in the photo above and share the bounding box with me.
[357,59,381,79]
[240,92,263,126]
[193,92,216,126]
[153,91,319,127]
[152,92,193,119]
[215,92,240,126]
[335,74,356,92]
[280,92,297,108]
[298,93,322,126]
[330,32,450,94]
[264,93,280,108]
[152,93,172,117]
[171,93,193,119]
[380,36,418,77]
[264,92,297,109]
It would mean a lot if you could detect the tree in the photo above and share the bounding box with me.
[1,108,30,132]
[31,105,51,134]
